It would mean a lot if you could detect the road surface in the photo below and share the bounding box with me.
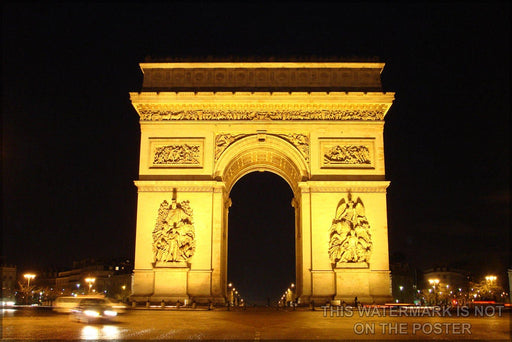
[2,306,510,340]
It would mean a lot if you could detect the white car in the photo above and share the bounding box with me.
[70,298,118,323]
[53,295,127,314]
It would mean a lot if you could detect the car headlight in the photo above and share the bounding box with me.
[84,310,100,317]
[104,310,117,317]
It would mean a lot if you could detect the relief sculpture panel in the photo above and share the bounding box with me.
[153,196,196,265]
[150,138,204,168]
[320,138,374,169]
[328,193,372,268]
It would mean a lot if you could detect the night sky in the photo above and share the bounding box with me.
[2,3,510,303]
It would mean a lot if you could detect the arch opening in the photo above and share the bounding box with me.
[214,134,310,195]
[227,171,295,305]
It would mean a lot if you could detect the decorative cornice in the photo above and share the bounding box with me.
[298,181,390,193]
[135,180,225,192]
[140,62,386,69]
[130,91,394,103]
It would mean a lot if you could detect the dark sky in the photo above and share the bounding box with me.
[2,3,510,302]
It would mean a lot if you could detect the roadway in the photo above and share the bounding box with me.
[2,306,510,340]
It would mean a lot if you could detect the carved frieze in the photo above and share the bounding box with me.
[150,138,204,168]
[134,104,388,121]
[153,196,196,264]
[320,138,375,169]
[328,193,372,267]
[215,133,310,162]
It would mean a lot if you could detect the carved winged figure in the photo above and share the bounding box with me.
[328,193,372,265]
[152,198,196,263]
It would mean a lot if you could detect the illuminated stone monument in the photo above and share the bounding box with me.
[130,61,394,304]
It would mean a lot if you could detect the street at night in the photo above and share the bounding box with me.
[2,2,510,341]
[2,306,510,340]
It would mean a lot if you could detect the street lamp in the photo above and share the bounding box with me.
[227,283,233,306]
[485,275,497,285]
[85,277,96,294]
[485,275,497,300]
[428,279,440,305]
[23,274,36,305]
[399,285,404,303]
[24,273,36,287]
[290,283,296,308]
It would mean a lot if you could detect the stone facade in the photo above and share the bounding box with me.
[130,62,394,304]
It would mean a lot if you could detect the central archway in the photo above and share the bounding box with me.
[215,134,310,303]
[228,171,295,305]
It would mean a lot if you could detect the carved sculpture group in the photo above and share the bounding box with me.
[153,144,200,165]
[328,193,372,266]
[153,198,196,263]
[324,145,371,165]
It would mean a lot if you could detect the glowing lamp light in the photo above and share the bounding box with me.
[24,274,36,287]
[85,277,96,294]
[428,278,439,286]
[485,275,497,284]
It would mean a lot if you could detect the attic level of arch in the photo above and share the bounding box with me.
[139,62,386,92]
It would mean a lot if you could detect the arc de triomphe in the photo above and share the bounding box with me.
[129,62,394,304]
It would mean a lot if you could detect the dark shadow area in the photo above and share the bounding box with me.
[228,172,295,305]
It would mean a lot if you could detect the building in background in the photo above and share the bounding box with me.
[55,258,132,301]
[390,262,420,304]
[423,267,470,290]
[1,264,17,303]
[421,267,471,305]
